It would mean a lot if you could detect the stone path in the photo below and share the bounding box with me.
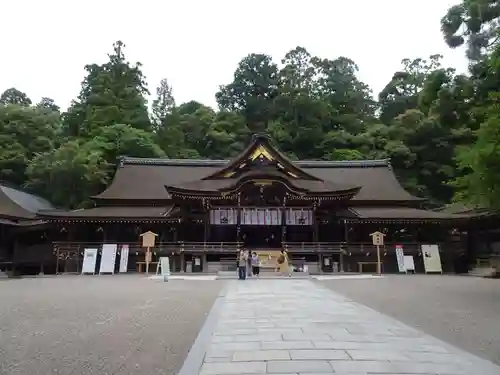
[180,279,500,375]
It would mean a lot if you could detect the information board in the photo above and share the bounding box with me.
[403,256,415,272]
[395,245,406,273]
[159,257,171,281]
[99,244,117,274]
[422,244,442,273]
[82,248,98,275]
[119,244,129,273]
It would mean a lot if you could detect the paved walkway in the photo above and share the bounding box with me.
[180,279,500,375]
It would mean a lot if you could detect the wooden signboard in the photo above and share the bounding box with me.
[370,231,385,246]
[369,231,385,275]
[140,231,158,248]
[140,231,157,276]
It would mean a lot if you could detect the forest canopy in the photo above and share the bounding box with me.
[1,0,499,210]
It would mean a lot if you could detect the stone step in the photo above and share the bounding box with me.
[216,270,311,279]
[468,267,497,277]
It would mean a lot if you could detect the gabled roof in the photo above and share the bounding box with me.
[0,183,54,221]
[166,168,361,198]
[94,156,419,203]
[204,133,320,180]
[164,135,362,198]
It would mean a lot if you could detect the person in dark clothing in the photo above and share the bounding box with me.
[237,250,248,280]
[251,252,260,277]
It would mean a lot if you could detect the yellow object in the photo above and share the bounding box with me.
[249,145,274,161]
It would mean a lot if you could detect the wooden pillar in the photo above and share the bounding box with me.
[202,253,208,273]
[341,219,348,272]
[312,200,319,243]
[281,195,287,245]
[236,193,241,244]
[203,199,209,243]
[180,251,185,273]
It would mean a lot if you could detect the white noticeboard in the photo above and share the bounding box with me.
[119,244,129,273]
[99,244,117,274]
[422,244,442,274]
[82,248,98,275]
[159,257,171,282]
[403,256,415,272]
[395,245,406,273]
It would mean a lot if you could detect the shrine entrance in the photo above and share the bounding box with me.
[241,225,282,248]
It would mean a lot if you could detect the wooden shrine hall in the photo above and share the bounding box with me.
[38,134,467,274]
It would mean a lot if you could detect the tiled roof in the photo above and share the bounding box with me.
[0,183,54,220]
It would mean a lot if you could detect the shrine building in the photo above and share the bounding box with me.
[37,134,467,274]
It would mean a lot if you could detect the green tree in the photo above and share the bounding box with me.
[216,53,279,133]
[36,97,60,112]
[89,123,165,165]
[151,78,175,132]
[26,140,110,208]
[378,55,445,125]
[0,88,32,106]
[441,0,500,60]
[312,56,375,134]
[63,40,151,137]
[453,93,500,208]
[0,104,61,186]
[204,111,250,158]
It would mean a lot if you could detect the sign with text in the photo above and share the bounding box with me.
[404,255,415,272]
[82,248,98,275]
[422,244,442,273]
[370,231,385,246]
[99,244,117,274]
[395,245,406,273]
[140,231,158,248]
[119,244,129,273]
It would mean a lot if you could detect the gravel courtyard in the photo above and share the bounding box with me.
[321,275,500,365]
[0,276,224,375]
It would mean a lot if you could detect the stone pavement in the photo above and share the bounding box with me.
[179,279,500,375]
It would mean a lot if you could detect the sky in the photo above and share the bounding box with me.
[0,0,468,111]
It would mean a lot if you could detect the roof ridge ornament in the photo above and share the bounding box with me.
[251,133,271,142]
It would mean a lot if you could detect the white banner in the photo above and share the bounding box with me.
[119,244,129,273]
[286,209,313,225]
[404,256,415,272]
[240,208,282,225]
[210,208,237,225]
[422,244,442,273]
[82,248,98,274]
[395,245,406,273]
[99,244,117,274]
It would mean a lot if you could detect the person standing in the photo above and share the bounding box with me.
[237,250,248,280]
[278,249,292,277]
[251,252,260,277]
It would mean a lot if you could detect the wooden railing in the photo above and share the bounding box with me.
[52,241,242,255]
[180,242,242,253]
[283,242,343,253]
[52,241,456,256]
[343,242,421,255]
